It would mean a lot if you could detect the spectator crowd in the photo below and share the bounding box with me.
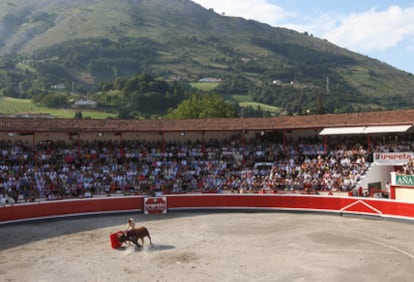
[1,133,414,204]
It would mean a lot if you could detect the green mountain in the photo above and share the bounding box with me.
[1,0,414,115]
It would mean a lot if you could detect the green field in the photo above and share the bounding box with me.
[0,95,282,119]
[190,82,219,91]
[232,94,283,116]
[0,97,117,119]
[239,101,283,116]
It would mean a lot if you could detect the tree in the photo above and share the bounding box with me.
[74,111,83,119]
[40,93,68,107]
[166,93,237,119]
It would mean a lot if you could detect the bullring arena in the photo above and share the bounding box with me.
[1,210,414,282]
[2,110,414,281]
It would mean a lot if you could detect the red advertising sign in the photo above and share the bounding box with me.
[144,197,167,214]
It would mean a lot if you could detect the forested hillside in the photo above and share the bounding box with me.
[0,0,413,117]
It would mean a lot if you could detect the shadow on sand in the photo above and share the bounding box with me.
[114,244,175,252]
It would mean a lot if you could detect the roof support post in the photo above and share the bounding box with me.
[202,130,206,153]
[161,132,165,152]
[283,129,287,153]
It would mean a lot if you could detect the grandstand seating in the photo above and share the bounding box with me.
[1,133,413,203]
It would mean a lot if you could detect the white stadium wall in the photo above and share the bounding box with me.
[357,163,394,192]
[395,188,414,203]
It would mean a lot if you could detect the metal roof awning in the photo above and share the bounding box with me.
[363,125,412,134]
[319,126,366,135]
[319,125,412,136]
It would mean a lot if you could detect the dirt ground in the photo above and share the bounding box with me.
[0,212,414,282]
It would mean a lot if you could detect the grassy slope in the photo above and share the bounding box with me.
[0,97,116,119]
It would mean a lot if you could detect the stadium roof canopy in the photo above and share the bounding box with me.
[319,125,412,136]
[1,109,414,134]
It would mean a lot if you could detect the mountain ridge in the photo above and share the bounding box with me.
[0,0,413,115]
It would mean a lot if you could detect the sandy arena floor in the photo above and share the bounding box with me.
[0,212,414,282]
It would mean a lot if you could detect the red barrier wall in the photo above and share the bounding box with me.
[166,194,414,219]
[0,196,144,222]
[2,194,414,223]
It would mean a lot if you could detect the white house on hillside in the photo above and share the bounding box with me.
[72,99,97,109]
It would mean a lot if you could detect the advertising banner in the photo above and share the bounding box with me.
[373,152,414,165]
[396,175,414,187]
[144,197,167,214]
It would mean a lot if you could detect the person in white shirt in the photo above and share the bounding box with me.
[125,218,135,233]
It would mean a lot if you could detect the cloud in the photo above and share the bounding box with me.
[319,6,414,53]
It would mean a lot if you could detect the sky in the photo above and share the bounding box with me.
[192,0,414,74]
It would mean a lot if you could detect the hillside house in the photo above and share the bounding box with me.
[72,99,97,109]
